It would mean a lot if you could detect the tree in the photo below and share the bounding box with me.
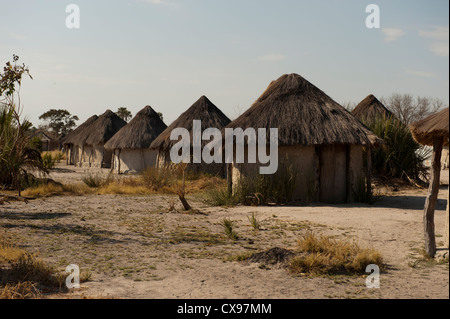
[1,55,46,196]
[381,93,446,125]
[38,109,79,136]
[116,107,132,122]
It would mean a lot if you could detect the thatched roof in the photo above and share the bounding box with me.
[150,95,231,151]
[410,107,449,147]
[226,73,383,146]
[62,115,99,146]
[352,94,394,123]
[104,105,167,150]
[84,110,127,146]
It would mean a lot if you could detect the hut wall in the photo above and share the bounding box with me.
[73,145,83,167]
[442,147,449,169]
[112,149,159,173]
[348,145,365,202]
[232,145,316,202]
[88,145,113,168]
[80,145,94,167]
[232,144,365,204]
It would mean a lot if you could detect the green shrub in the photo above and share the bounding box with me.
[41,152,56,169]
[221,218,239,240]
[366,116,429,181]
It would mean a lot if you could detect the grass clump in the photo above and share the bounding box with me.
[248,212,261,230]
[22,182,92,197]
[204,186,241,207]
[288,232,384,276]
[221,218,239,240]
[0,281,41,299]
[205,164,298,207]
[82,172,114,188]
[1,234,91,298]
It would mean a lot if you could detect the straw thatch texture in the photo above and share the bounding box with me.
[227,73,379,204]
[84,110,127,146]
[150,95,231,151]
[62,115,99,146]
[410,107,449,147]
[226,74,382,146]
[352,94,394,123]
[105,105,167,150]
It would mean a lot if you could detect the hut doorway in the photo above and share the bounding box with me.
[102,149,113,168]
[319,145,347,203]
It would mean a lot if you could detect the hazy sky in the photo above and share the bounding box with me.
[0,0,448,127]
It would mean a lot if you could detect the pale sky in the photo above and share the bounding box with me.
[0,0,448,127]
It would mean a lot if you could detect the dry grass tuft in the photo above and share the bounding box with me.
[0,281,41,299]
[22,183,92,197]
[0,234,66,298]
[289,232,384,276]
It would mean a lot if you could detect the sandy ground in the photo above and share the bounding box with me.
[0,164,448,299]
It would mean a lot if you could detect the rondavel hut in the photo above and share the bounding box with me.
[149,95,231,176]
[81,110,127,168]
[352,94,395,124]
[410,107,449,256]
[104,105,167,174]
[226,73,383,204]
[62,115,99,166]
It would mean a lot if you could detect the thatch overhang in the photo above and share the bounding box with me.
[225,74,383,147]
[410,107,449,147]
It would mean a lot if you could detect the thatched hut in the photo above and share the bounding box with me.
[226,73,382,204]
[61,115,99,165]
[81,110,127,168]
[352,94,394,123]
[104,106,167,174]
[149,95,231,176]
[410,107,449,255]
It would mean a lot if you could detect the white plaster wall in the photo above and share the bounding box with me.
[113,149,158,174]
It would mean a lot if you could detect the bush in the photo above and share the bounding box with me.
[141,166,175,190]
[41,152,57,169]
[366,116,429,181]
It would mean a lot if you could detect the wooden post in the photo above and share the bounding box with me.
[118,149,121,174]
[423,137,443,257]
[227,163,232,197]
[366,146,372,198]
[346,145,351,203]
[445,185,449,249]
[314,146,320,202]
